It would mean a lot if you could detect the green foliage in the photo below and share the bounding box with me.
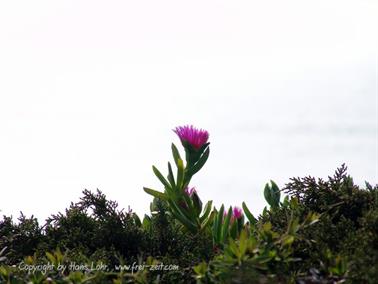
[212,206,244,248]
[266,165,378,283]
[264,180,281,209]
[43,189,146,264]
[242,202,257,225]
[0,213,43,265]
[144,142,212,233]
[0,165,377,283]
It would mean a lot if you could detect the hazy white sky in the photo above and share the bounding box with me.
[0,0,377,221]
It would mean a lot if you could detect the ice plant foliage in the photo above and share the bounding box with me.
[143,125,212,233]
[264,180,281,209]
[174,125,209,150]
[143,125,258,241]
[212,205,246,246]
[173,125,210,185]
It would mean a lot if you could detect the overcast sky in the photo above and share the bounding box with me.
[0,0,377,221]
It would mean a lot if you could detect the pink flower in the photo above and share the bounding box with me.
[233,206,243,219]
[223,207,243,223]
[184,186,197,197]
[174,125,209,150]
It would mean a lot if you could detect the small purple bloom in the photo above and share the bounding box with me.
[174,125,209,150]
[184,186,197,197]
[233,206,243,219]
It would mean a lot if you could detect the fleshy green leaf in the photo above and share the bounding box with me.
[229,220,238,239]
[200,200,213,223]
[176,158,185,190]
[168,200,198,233]
[171,143,182,168]
[221,207,232,242]
[242,202,257,225]
[167,162,176,189]
[264,182,272,206]
[187,147,210,177]
[212,209,219,243]
[142,214,151,231]
[239,229,248,257]
[143,187,168,201]
[201,210,215,230]
[216,205,225,242]
[270,180,280,207]
[192,192,203,217]
[182,194,198,221]
[152,166,171,190]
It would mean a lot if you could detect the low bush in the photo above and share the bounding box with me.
[0,126,376,283]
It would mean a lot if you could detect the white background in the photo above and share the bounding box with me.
[0,0,377,221]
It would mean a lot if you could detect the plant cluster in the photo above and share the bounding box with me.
[0,125,377,283]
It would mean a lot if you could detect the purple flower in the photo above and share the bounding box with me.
[233,206,243,219]
[184,186,197,197]
[222,207,243,224]
[174,125,209,150]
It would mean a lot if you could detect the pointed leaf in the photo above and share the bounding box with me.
[171,143,182,167]
[239,230,248,257]
[270,180,280,207]
[200,200,213,223]
[192,191,203,217]
[242,202,257,225]
[201,210,215,230]
[264,182,273,206]
[176,158,185,190]
[212,209,219,243]
[221,207,232,242]
[187,147,210,176]
[168,200,198,233]
[182,194,198,221]
[216,205,225,242]
[167,162,176,189]
[142,214,151,231]
[152,166,171,190]
[229,220,238,239]
[143,187,168,201]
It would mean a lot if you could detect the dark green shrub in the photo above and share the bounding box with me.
[263,165,378,283]
[44,189,147,263]
[0,165,376,283]
[0,213,43,265]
